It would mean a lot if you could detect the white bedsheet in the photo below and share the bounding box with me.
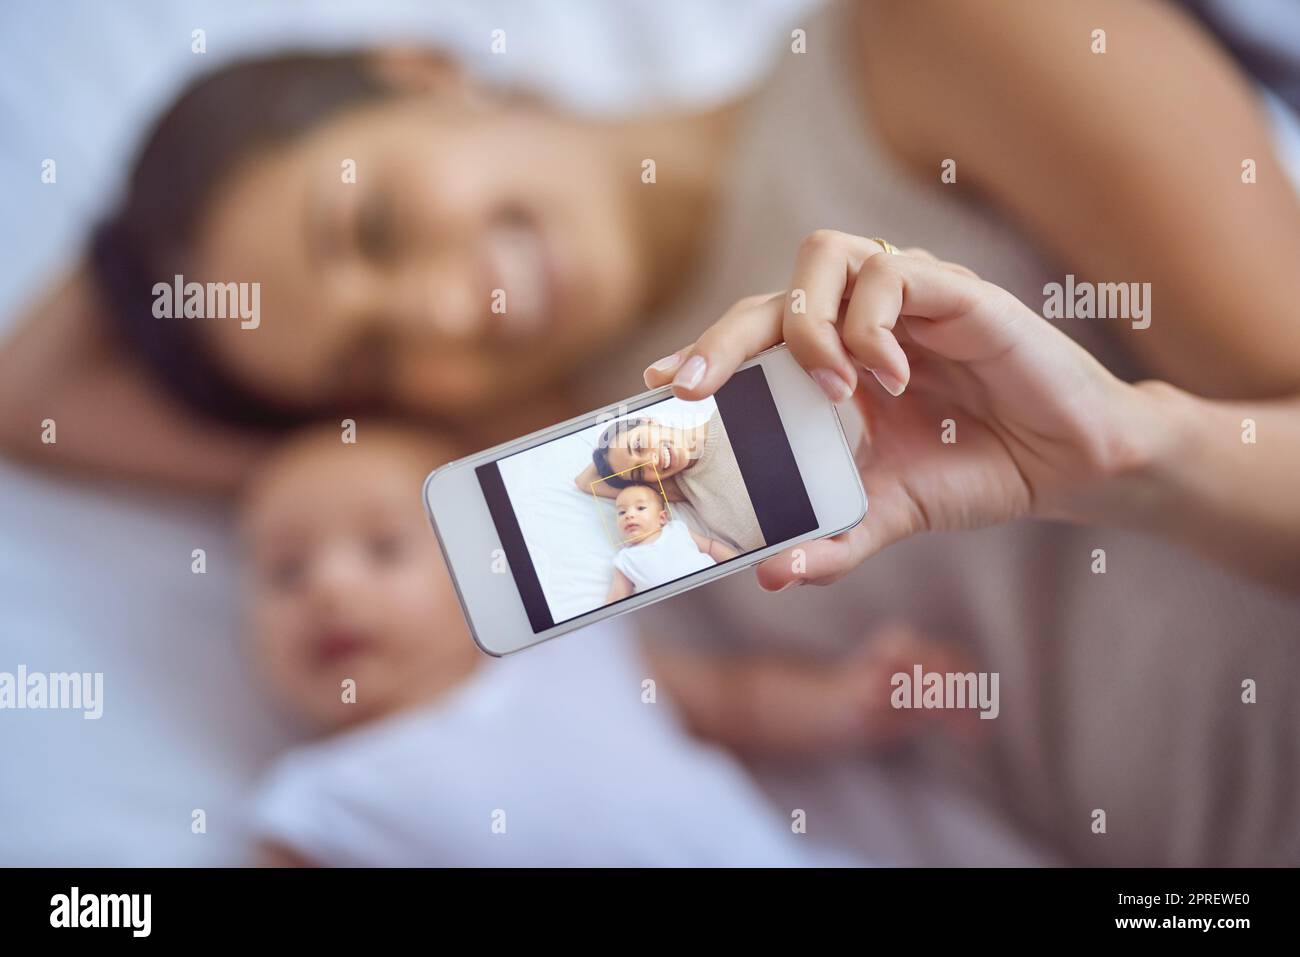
[0,460,288,865]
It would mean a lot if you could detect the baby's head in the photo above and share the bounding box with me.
[240,423,478,733]
[614,483,667,545]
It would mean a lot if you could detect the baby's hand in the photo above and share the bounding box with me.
[648,621,987,761]
[816,623,989,754]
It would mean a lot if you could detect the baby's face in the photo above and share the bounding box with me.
[615,485,666,544]
[241,429,478,732]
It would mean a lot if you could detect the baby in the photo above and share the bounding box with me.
[240,423,980,866]
[606,483,737,602]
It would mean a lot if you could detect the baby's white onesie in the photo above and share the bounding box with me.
[614,519,716,592]
[249,622,860,866]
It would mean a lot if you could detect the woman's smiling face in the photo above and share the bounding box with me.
[605,419,693,482]
[195,63,650,419]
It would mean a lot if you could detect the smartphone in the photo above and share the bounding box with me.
[423,344,867,655]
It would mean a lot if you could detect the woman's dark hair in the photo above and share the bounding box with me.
[592,417,651,488]
[90,52,395,427]
[617,481,663,499]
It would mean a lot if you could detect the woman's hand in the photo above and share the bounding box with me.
[643,230,1153,590]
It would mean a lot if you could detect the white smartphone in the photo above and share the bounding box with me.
[423,344,867,656]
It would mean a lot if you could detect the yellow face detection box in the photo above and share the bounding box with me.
[590,463,674,547]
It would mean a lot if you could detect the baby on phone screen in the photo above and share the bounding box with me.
[606,484,737,602]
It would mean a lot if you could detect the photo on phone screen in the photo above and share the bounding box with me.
[475,365,818,633]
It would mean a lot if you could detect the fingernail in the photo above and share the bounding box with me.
[871,368,906,397]
[673,355,706,391]
[761,578,803,593]
[647,352,683,375]
[810,368,852,403]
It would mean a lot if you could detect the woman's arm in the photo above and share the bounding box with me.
[575,462,619,498]
[1079,381,1300,589]
[0,267,270,495]
[862,0,1300,398]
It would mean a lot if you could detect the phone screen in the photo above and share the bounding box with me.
[476,365,818,632]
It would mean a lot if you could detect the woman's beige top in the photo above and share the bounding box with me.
[670,411,764,552]
[584,1,1300,866]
